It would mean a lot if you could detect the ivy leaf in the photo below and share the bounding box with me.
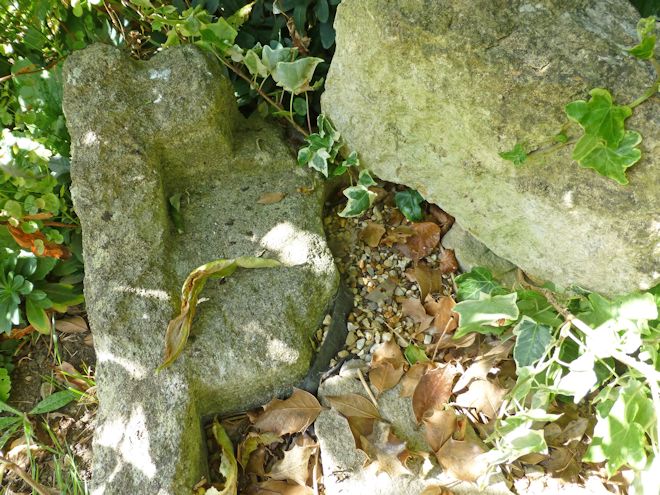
[338,185,377,218]
[358,169,377,187]
[454,267,503,301]
[261,45,296,73]
[198,18,237,52]
[578,130,642,185]
[309,148,330,177]
[564,88,632,161]
[394,189,423,222]
[512,316,553,368]
[452,292,519,339]
[273,57,324,95]
[498,144,527,165]
[628,34,656,59]
[244,50,268,78]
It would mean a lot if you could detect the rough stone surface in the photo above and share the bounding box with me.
[443,224,518,289]
[316,376,512,495]
[63,44,339,494]
[322,0,660,297]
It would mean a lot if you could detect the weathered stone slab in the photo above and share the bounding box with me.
[323,0,660,297]
[63,44,339,494]
[316,376,513,495]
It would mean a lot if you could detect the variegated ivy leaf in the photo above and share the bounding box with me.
[578,130,642,185]
[244,50,268,78]
[338,170,377,217]
[628,16,657,59]
[273,58,324,94]
[262,45,297,73]
[309,149,331,177]
[358,168,377,187]
[226,44,244,62]
[318,114,341,142]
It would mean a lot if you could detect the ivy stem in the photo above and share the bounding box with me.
[629,59,660,109]
[526,137,579,160]
[213,47,309,137]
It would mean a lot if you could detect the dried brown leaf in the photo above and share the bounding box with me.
[412,364,458,426]
[385,209,405,227]
[401,297,434,333]
[268,443,317,486]
[245,445,268,476]
[324,393,381,420]
[257,192,286,204]
[54,316,88,334]
[246,480,314,495]
[369,361,405,396]
[541,447,581,483]
[253,388,323,436]
[422,409,459,452]
[418,486,449,495]
[428,205,455,235]
[381,225,416,246]
[360,221,386,248]
[453,354,500,393]
[556,418,588,447]
[405,263,445,302]
[83,333,94,346]
[48,361,90,392]
[371,339,407,367]
[440,249,458,275]
[393,222,441,262]
[399,361,436,398]
[368,187,388,204]
[360,420,411,477]
[426,296,458,335]
[455,380,508,419]
[435,438,488,482]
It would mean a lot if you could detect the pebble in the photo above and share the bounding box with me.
[337,350,349,358]
[365,331,373,341]
[364,354,372,362]
[374,332,381,344]
[356,338,366,350]
[382,332,392,342]
[323,314,332,326]
[369,343,380,354]
[424,334,433,344]
[345,332,357,346]
[347,322,359,332]
[394,287,406,296]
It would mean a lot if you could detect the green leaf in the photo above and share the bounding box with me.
[337,185,377,218]
[261,45,296,73]
[198,18,238,51]
[273,57,324,95]
[581,292,658,330]
[158,256,281,372]
[0,367,10,402]
[26,298,50,334]
[357,169,377,187]
[452,292,519,338]
[341,151,359,169]
[404,344,428,365]
[130,0,155,8]
[0,416,20,429]
[628,34,656,59]
[226,0,255,30]
[564,88,632,161]
[34,282,84,312]
[319,21,336,49]
[29,389,77,415]
[293,98,307,116]
[584,386,648,475]
[212,419,238,494]
[394,189,424,222]
[293,2,310,34]
[244,49,268,78]
[315,0,329,22]
[2,200,22,219]
[297,147,312,167]
[498,143,527,165]
[455,267,502,301]
[309,149,330,177]
[555,134,567,143]
[0,394,21,415]
[578,130,642,185]
[512,316,553,368]
[554,351,598,402]
[516,290,562,327]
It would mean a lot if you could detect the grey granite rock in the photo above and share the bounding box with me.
[63,44,339,494]
[323,0,660,297]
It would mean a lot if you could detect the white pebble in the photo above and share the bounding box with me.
[323,330,328,338]
[393,287,404,296]
[347,322,359,332]
[358,349,365,357]
[364,354,373,362]
[323,314,332,326]
[382,332,392,342]
[369,343,380,354]
[345,332,357,346]
[397,336,408,348]
[383,259,393,267]
[374,332,381,344]
[365,331,373,341]
[424,334,433,345]
[356,338,366,350]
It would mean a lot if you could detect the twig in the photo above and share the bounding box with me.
[0,454,52,495]
[212,47,310,137]
[0,55,69,84]
[357,368,378,408]
[0,221,77,228]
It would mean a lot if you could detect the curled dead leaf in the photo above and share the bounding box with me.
[427,205,455,235]
[360,221,386,247]
[48,361,90,392]
[406,263,445,302]
[399,361,437,398]
[257,192,286,204]
[381,225,416,246]
[369,361,405,396]
[54,316,88,334]
[401,297,434,333]
[268,443,317,486]
[83,333,94,346]
[393,222,441,263]
[412,364,458,427]
[455,380,508,419]
[440,249,458,274]
[360,420,411,477]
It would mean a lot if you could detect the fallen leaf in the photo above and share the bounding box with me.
[8,225,71,260]
[418,485,449,495]
[435,438,488,482]
[405,263,444,302]
[360,221,386,248]
[385,209,405,227]
[211,420,238,495]
[412,364,458,426]
[83,333,94,346]
[245,445,268,476]
[440,249,458,274]
[427,205,454,235]
[453,354,502,393]
[402,297,434,333]
[399,361,436,398]
[253,388,324,436]
[541,447,581,483]
[54,316,88,334]
[381,225,416,246]
[365,277,396,305]
[423,409,458,452]
[369,361,405,396]
[368,186,388,203]
[48,361,89,392]
[455,380,508,419]
[360,420,411,477]
[372,338,407,367]
[238,431,281,468]
[257,192,286,204]
[393,222,441,263]
[556,418,589,447]
[7,325,35,339]
[324,393,381,420]
[425,296,458,335]
[268,443,317,486]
